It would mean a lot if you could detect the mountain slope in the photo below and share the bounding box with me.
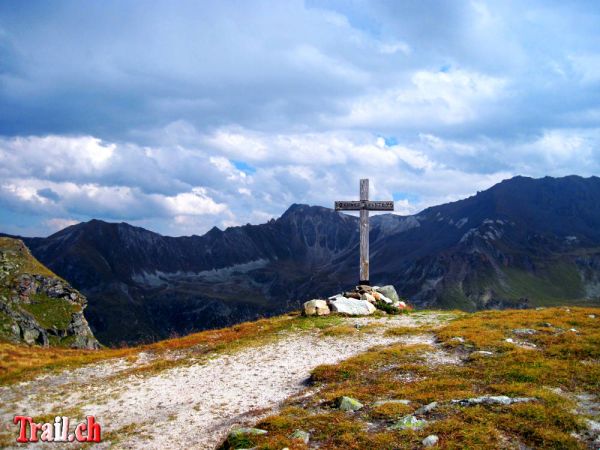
[21,205,365,344]
[383,175,600,310]
[0,237,99,349]
[11,175,600,345]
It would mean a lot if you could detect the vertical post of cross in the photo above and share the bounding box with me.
[359,179,369,285]
[334,179,394,285]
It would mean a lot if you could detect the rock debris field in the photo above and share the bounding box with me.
[0,312,456,449]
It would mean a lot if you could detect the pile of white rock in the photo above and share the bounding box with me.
[303,284,408,316]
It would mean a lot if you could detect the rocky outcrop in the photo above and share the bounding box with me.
[303,284,410,316]
[0,238,99,349]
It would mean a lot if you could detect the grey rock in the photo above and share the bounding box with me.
[375,285,400,303]
[415,401,438,415]
[513,328,537,335]
[422,435,439,447]
[336,396,364,411]
[23,328,40,345]
[330,298,376,316]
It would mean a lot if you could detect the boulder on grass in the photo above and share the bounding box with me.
[330,298,376,315]
[423,435,439,447]
[335,396,364,411]
[303,299,330,316]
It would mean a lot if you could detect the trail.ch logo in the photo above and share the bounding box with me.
[13,415,101,443]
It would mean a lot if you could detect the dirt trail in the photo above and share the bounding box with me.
[0,312,454,449]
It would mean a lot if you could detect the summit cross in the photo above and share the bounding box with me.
[335,179,394,285]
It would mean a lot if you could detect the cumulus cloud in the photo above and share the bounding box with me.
[336,69,506,130]
[0,1,599,236]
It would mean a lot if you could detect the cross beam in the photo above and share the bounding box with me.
[335,179,394,285]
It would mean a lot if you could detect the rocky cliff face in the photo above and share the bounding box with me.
[13,175,600,345]
[0,237,99,349]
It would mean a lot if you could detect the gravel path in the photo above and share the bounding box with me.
[0,312,453,449]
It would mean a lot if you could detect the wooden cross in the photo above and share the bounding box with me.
[335,179,394,285]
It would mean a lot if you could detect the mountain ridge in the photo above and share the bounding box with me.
[5,175,600,345]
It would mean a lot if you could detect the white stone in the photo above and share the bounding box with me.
[379,294,393,304]
[330,298,376,315]
[422,435,439,447]
[303,299,330,316]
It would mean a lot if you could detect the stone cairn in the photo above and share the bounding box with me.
[303,284,409,316]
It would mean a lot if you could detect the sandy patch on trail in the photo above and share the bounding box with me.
[0,313,456,449]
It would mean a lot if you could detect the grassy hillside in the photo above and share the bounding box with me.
[0,237,57,279]
[221,308,600,449]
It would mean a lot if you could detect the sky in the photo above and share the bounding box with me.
[1,0,599,236]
